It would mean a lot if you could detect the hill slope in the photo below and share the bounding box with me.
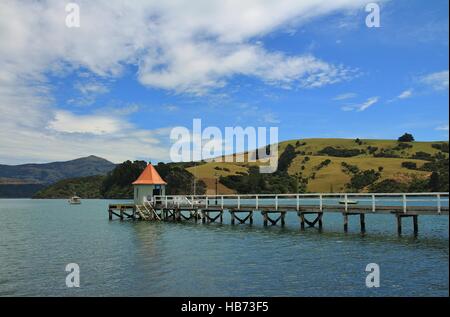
[188,138,449,193]
[0,156,116,198]
[33,175,105,199]
[0,155,115,184]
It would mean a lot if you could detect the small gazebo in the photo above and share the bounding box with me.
[132,163,167,205]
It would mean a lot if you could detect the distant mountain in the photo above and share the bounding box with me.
[0,155,116,198]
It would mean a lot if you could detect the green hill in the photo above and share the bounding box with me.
[189,138,449,194]
[31,138,449,198]
[0,155,115,185]
[33,175,105,199]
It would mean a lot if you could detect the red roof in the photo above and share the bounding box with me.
[132,164,167,185]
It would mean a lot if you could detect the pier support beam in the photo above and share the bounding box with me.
[261,211,286,227]
[230,210,253,225]
[396,214,419,236]
[343,212,366,233]
[360,213,366,233]
[298,212,322,230]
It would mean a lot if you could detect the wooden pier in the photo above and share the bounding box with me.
[108,192,449,235]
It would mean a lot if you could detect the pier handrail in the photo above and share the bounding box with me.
[153,192,449,215]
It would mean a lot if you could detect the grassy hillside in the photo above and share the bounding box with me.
[189,138,448,193]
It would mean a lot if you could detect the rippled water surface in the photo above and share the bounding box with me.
[0,199,448,296]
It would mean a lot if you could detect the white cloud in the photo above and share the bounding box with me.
[0,0,367,94]
[261,113,281,124]
[436,124,449,132]
[421,70,449,91]
[342,97,379,112]
[333,92,357,101]
[48,111,124,135]
[0,0,373,163]
[398,89,413,99]
[74,81,109,96]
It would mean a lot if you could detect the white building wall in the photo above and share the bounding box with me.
[133,184,166,204]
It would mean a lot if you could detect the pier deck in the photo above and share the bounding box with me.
[108,192,449,235]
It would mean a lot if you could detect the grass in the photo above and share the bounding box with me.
[188,138,448,193]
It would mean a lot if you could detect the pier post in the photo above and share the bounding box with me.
[108,209,112,220]
[396,214,402,235]
[280,211,286,227]
[220,210,223,223]
[249,211,253,225]
[262,211,268,227]
[120,207,124,221]
[201,210,206,224]
[413,215,418,235]
[360,213,366,233]
[299,212,305,229]
[231,211,235,225]
[318,213,322,230]
[343,213,348,232]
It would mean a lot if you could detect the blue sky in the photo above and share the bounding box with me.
[0,0,448,164]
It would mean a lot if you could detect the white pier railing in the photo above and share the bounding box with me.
[154,192,449,215]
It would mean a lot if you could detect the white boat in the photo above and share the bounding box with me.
[68,195,81,205]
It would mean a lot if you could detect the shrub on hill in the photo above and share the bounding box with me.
[369,179,408,193]
[401,162,417,170]
[277,144,296,172]
[398,133,414,142]
[219,166,299,194]
[318,146,362,157]
[432,143,449,153]
[346,169,381,191]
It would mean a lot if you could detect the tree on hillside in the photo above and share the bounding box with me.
[277,144,296,173]
[398,133,415,142]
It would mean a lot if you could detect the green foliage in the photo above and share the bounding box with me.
[155,162,206,195]
[315,159,331,171]
[318,146,362,157]
[101,160,147,198]
[393,142,413,150]
[373,149,400,158]
[220,166,299,194]
[401,161,417,170]
[341,162,359,174]
[411,151,433,161]
[398,133,415,142]
[347,169,381,191]
[33,175,105,198]
[277,144,296,172]
[432,143,449,153]
[369,179,408,193]
[0,184,46,198]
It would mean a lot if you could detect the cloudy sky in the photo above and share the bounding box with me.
[0,0,448,164]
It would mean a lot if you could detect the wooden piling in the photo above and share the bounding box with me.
[360,213,366,233]
[343,213,348,232]
[413,215,418,235]
[299,212,305,229]
[263,212,268,227]
[396,214,402,235]
[231,211,235,225]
